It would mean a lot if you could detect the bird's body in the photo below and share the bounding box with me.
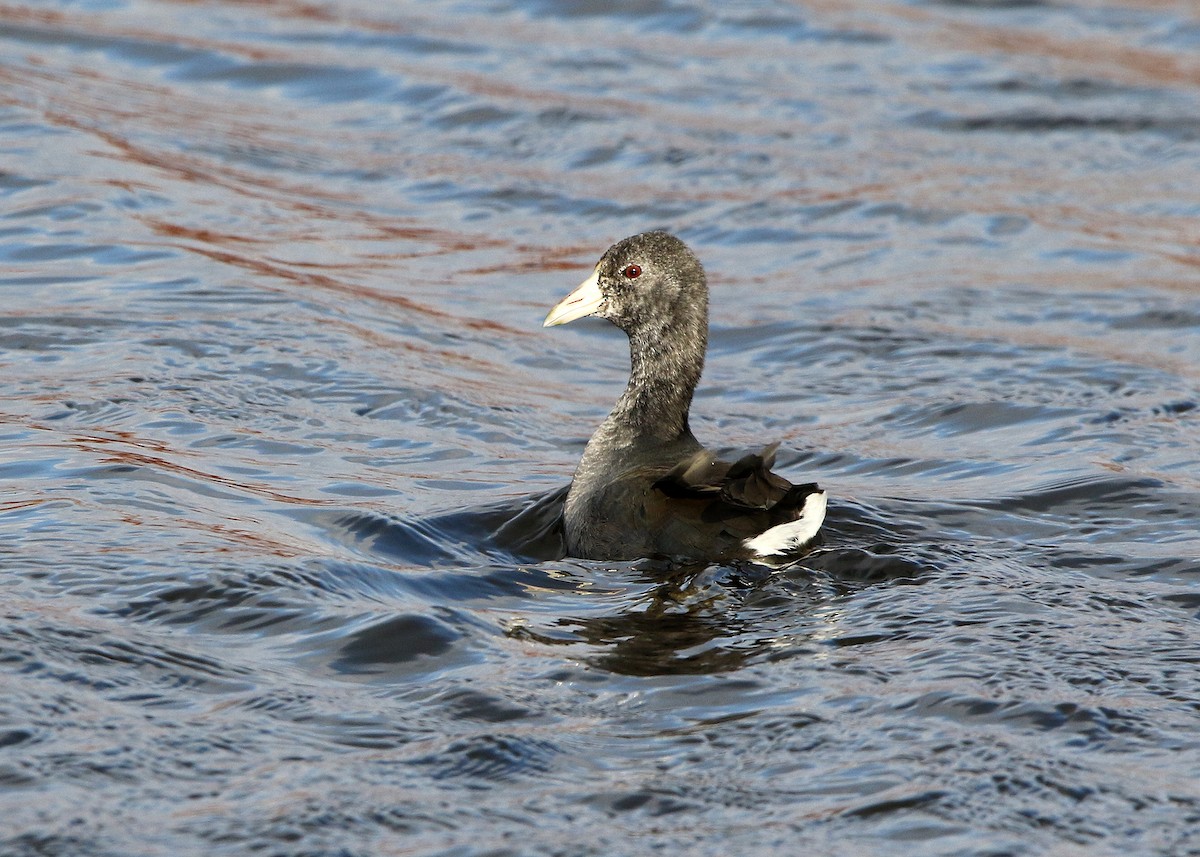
[544,231,826,563]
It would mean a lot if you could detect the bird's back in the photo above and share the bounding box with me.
[564,442,823,562]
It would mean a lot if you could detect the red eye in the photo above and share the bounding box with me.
[623,264,642,279]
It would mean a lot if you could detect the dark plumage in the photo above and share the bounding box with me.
[544,231,826,563]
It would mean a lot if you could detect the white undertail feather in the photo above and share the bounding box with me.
[743,490,827,558]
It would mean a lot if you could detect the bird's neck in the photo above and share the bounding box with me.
[606,315,707,445]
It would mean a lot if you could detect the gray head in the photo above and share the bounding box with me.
[544,232,708,337]
[544,232,710,441]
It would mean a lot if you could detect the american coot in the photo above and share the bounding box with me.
[544,231,826,562]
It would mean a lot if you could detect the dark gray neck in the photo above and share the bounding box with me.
[606,312,707,444]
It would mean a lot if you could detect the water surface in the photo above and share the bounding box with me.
[2,1,1199,854]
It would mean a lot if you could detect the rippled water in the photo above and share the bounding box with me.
[3,0,1200,854]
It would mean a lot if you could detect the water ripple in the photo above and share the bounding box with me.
[2,0,1199,855]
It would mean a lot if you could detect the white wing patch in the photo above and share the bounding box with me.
[743,490,827,558]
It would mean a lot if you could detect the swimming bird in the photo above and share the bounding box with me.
[544,231,826,562]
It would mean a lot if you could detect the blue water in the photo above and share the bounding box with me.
[2,1,1199,854]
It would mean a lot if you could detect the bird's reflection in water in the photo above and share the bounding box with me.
[509,559,829,677]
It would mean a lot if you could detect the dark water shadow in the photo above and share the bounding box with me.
[292,485,568,567]
[327,612,461,674]
[439,485,569,562]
